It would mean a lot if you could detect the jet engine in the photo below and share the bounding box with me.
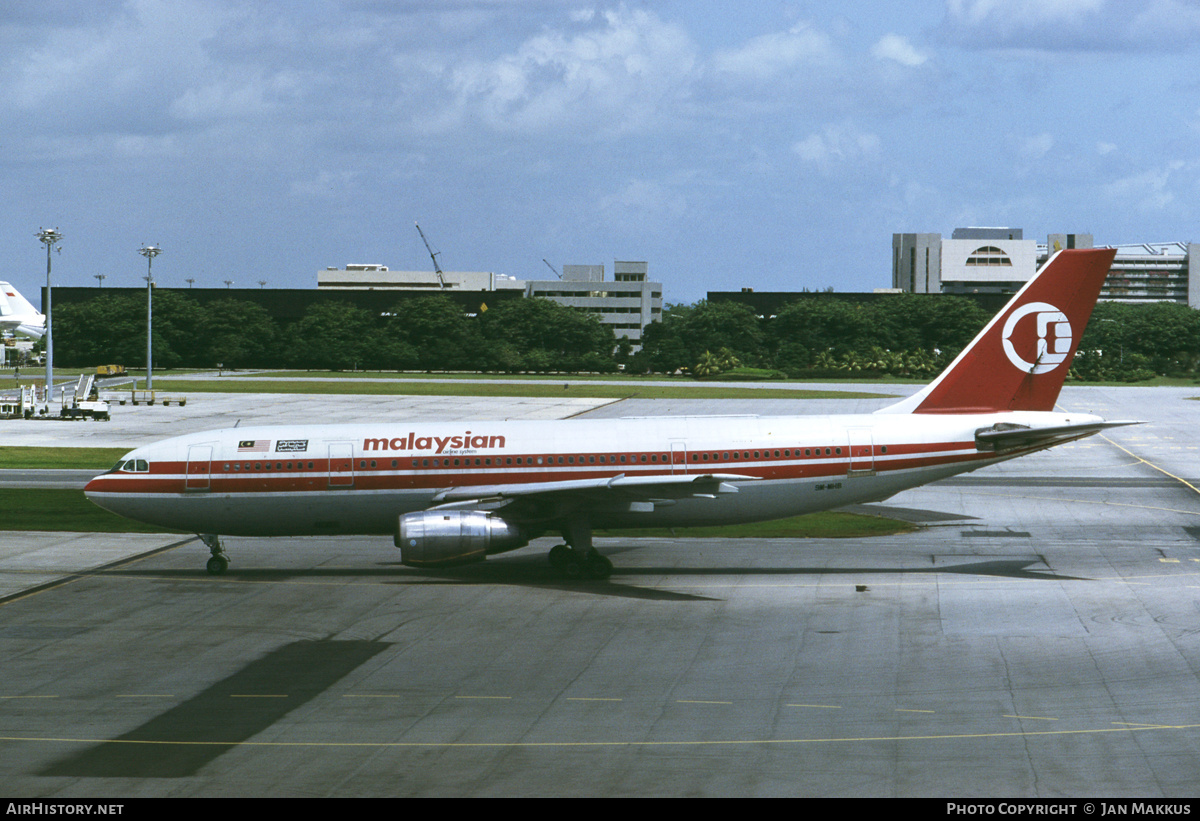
[395,510,529,567]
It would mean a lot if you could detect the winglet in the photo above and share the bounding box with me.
[877,248,1117,414]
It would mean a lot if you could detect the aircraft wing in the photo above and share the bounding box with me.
[975,420,1140,452]
[429,472,756,517]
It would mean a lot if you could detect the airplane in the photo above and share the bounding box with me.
[85,248,1132,579]
[0,281,46,339]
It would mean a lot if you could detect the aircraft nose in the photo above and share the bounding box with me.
[83,474,119,511]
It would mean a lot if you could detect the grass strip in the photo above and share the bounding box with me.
[0,489,186,533]
[0,447,132,470]
[149,379,891,400]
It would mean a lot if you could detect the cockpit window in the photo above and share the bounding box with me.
[109,459,149,473]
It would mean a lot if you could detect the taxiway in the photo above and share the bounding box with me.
[0,385,1197,796]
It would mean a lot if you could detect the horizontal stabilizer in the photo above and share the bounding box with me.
[975,419,1140,452]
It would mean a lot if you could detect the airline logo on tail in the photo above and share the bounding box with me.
[877,248,1117,414]
[1002,302,1071,375]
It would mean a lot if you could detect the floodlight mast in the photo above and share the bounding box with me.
[415,222,447,289]
[138,245,162,391]
[36,227,62,400]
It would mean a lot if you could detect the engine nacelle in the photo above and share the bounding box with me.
[394,510,529,567]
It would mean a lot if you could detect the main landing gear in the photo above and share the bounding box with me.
[200,533,229,575]
[547,521,613,580]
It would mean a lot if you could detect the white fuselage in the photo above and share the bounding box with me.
[83,410,1096,537]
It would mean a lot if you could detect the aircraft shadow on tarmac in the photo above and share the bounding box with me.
[98,550,1088,604]
[40,639,389,779]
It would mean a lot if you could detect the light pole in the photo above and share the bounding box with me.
[94,274,105,288]
[36,227,61,401]
[138,245,162,390]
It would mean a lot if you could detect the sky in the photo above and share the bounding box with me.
[3,0,1200,304]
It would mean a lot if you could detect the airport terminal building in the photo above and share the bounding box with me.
[893,228,1200,307]
[318,260,663,343]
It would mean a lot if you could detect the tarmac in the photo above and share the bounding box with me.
[1,382,1198,797]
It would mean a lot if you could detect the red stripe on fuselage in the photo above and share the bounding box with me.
[85,439,991,496]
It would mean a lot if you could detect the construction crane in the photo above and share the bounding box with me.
[543,259,562,279]
[414,222,447,289]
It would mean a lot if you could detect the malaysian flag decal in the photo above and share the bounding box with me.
[237,439,270,452]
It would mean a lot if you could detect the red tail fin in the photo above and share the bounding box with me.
[879,248,1117,414]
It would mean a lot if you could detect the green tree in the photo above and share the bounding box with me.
[283,301,378,371]
[202,298,282,369]
[478,298,616,372]
[54,290,207,369]
[675,301,764,365]
[383,294,481,371]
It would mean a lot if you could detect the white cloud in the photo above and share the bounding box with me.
[598,178,688,230]
[711,21,838,81]
[793,123,881,171]
[1103,163,1185,211]
[943,0,1200,49]
[289,169,360,199]
[1127,0,1200,39]
[2,0,231,114]
[871,34,928,67]
[941,0,1110,48]
[946,0,1105,28]
[1020,132,1055,159]
[446,7,698,134]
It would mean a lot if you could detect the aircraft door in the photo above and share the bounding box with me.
[670,441,688,474]
[328,443,355,488]
[847,428,875,476]
[185,444,213,491]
